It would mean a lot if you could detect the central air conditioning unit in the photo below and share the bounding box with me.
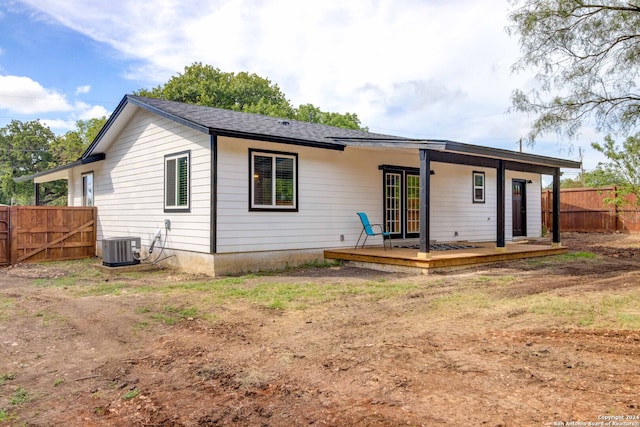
[102,237,141,267]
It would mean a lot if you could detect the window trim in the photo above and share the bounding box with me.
[472,171,485,204]
[249,149,298,212]
[82,171,94,207]
[164,150,191,213]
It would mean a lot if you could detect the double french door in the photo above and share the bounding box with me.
[384,168,420,239]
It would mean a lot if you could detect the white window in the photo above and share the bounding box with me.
[250,150,297,210]
[473,171,485,203]
[82,172,94,207]
[165,151,190,212]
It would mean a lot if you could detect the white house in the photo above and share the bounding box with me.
[25,95,580,275]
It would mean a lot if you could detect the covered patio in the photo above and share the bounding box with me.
[324,138,580,273]
[324,240,567,273]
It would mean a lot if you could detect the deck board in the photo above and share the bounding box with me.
[324,241,567,273]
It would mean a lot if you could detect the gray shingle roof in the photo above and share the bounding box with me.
[127,95,409,150]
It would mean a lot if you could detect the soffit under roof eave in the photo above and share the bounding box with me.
[33,170,71,184]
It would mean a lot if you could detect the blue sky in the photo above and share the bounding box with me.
[0,0,603,176]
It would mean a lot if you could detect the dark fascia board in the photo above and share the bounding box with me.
[13,153,105,183]
[82,153,106,164]
[442,141,581,169]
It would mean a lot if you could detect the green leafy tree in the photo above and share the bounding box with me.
[591,134,640,209]
[508,1,640,143]
[136,62,367,130]
[293,104,364,130]
[559,168,625,189]
[559,176,584,189]
[1,118,103,206]
[0,120,56,205]
[50,117,107,165]
[582,167,626,188]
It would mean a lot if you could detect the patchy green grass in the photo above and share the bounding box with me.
[0,409,15,422]
[15,254,640,332]
[9,387,30,405]
[528,251,598,266]
[0,295,14,321]
[148,305,199,325]
[502,287,640,329]
[34,310,66,326]
[121,388,140,401]
[0,372,16,386]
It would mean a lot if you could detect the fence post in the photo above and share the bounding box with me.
[613,185,620,232]
[92,206,98,257]
[9,206,17,265]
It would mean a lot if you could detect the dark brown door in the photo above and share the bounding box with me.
[512,180,526,237]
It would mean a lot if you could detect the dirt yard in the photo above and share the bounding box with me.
[1,233,640,426]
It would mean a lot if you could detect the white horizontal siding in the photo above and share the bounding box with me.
[216,138,417,252]
[71,109,212,253]
[429,164,497,242]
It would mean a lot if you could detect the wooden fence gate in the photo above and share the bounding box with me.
[0,206,97,266]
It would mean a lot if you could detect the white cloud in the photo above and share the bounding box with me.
[75,85,91,95]
[0,75,109,131]
[0,75,73,114]
[74,101,108,119]
[38,103,110,132]
[38,118,76,132]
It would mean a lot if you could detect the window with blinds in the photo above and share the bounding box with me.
[250,150,297,211]
[165,151,190,212]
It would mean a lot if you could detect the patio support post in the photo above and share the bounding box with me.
[418,149,431,258]
[552,167,561,246]
[34,182,41,206]
[496,160,506,250]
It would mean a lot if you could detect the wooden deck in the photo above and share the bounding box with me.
[324,240,567,273]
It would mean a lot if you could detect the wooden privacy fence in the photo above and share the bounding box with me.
[542,187,640,233]
[0,206,97,266]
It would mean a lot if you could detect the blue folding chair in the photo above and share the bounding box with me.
[355,212,392,250]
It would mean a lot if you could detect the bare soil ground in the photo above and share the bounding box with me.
[1,232,640,426]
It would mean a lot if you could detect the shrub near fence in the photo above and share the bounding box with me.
[542,187,640,233]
